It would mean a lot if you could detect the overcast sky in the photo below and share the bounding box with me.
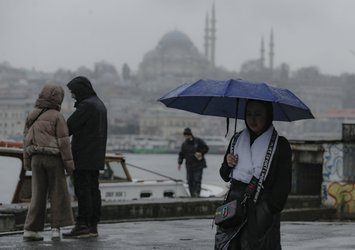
[1,0,354,76]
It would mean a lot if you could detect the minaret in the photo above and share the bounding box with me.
[210,2,216,66]
[204,13,210,58]
[269,28,274,71]
[260,36,265,68]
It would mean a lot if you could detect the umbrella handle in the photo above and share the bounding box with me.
[234,98,239,133]
[225,118,229,137]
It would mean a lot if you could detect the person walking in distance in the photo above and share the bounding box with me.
[178,128,209,198]
[23,84,75,241]
[62,76,107,238]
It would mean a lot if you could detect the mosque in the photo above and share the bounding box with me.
[136,3,278,97]
[134,4,281,139]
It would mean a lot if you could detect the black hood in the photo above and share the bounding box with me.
[67,76,96,106]
[244,99,274,142]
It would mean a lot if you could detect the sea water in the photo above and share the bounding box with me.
[124,153,227,188]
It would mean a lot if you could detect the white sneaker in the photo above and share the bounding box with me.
[23,230,43,241]
[51,228,61,241]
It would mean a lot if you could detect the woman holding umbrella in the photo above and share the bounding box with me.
[158,78,312,249]
[215,99,292,250]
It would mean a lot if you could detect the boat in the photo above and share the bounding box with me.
[0,145,226,204]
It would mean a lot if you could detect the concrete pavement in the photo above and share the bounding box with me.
[0,219,355,249]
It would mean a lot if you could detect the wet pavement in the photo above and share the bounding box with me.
[0,219,355,249]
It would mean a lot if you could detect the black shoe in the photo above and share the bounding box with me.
[62,224,91,238]
[89,225,98,237]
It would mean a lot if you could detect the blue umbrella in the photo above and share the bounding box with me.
[157,79,314,121]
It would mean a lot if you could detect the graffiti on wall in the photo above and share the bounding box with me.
[323,144,343,181]
[324,182,355,214]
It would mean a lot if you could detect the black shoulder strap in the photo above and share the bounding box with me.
[32,108,48,123]
[26,108,48,128]
[222,131,242,203]
[253,128,278,203]
[230,131,242,154]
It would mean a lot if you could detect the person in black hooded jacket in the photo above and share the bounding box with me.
[62,76,107,238]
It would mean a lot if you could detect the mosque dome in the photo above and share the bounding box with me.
[157,30,195,51]
[138,29,210,85]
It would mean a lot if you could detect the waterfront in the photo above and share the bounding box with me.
[123,153,227,188]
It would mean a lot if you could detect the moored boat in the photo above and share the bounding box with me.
[0,145,226,204]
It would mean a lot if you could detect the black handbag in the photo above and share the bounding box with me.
[214,198,247,228]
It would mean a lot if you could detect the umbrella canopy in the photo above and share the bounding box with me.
[158,79,314,121]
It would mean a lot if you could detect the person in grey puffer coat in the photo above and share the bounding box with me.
[23,84,75,242]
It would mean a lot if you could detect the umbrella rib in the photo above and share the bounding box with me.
[200,96,214,114]
[276,103,292,121]
[224,79,234,97]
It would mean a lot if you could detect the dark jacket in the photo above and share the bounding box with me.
[219,134,292,214]
[67,77,107,170]
[178,136,209,168]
